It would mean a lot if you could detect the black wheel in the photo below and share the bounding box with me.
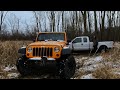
[59,55,76,79]
[16,56,32,76]
[99,46,108,53]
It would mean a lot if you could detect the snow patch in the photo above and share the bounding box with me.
[113,72,120,75]
[3,66,12,72]
[94,56,103,62]
[7,73,19,78]
[81,57,88,60]
[3,65,16,72]
[81,64,99,72]
[84,56,103,66]
[83,64,102,72]
[81,74,95,79]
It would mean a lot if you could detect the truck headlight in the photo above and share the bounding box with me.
[54,47,60,52]
[27,46,32,53]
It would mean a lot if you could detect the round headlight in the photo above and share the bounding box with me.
[54,47,60,52]
[28,46,32,52]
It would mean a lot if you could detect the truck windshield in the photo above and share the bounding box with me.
[37,33,65,41]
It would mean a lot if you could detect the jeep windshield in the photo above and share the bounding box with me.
[37,33,65,41]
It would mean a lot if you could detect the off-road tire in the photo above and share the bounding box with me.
[16,56,32,76]
[59,55,76,79]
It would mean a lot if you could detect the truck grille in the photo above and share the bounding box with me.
[33,47,53,57]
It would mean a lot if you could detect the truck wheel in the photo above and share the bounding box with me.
[59,55,76,79]
[16,56,32,76]
[99,46,108,53]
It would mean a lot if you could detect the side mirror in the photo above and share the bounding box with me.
[69,42,72,45]
[33,39,36,42]
[67,40,71,45]
[66,42,69,45]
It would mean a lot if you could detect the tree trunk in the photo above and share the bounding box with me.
[62,11,64,32]
[81,11,87,35]
[94,11,97,36]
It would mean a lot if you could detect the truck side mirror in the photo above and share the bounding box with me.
[67,40,71,45]
[69,42,71,45]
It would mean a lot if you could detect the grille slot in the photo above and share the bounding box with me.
[33,47,53,57]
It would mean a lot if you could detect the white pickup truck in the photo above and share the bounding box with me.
[68,36,114,52]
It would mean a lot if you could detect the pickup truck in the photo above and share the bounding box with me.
[68,36,114,52]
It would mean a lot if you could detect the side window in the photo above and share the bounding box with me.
[83,38,87,42]
[73,38,82,43]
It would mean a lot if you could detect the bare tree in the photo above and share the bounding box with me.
[94,11,98,35]
[33,11,39,32]
[99,11,106,40]
[106,11,116,40]
[71,11,75,31]
[78,11,83,35]
[61,11,64,32]
[0,11,8,33]
[87,11,92,34]
[47,11,56,32]
[33,11,43,33]
[43,13,47,32]
[56,12,61,32]
[7,13,20,36]
[24,20,31,35]
[81,11,87,35]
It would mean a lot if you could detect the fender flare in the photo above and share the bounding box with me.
[18,47,26,55]
[61,47,72,55]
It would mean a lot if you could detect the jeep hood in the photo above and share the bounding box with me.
[28,41,66,47]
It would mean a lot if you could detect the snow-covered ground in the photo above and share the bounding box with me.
[80,74,96,79]
[72,55,104,79]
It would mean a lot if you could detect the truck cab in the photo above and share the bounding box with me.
[69,36,94,51]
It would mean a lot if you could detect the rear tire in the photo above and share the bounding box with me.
[99,46,108,53]
[16,56,32,76]
[58,55,76,79]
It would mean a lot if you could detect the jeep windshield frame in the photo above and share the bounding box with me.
[37,33,65,41]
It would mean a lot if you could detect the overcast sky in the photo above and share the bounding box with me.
[9,11,33,24]
[4,11,118,33]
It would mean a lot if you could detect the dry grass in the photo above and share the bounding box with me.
[92,43,120,79]
[0,40,32,79]
[0,40,32,66]
[0,66,8,79]
[73,69,86,79]
[0,41,120,79]
[92,64,120,79]
[74,42,120,79]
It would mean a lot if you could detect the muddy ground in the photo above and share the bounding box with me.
[0,51,110,79]
[1,42,120,79]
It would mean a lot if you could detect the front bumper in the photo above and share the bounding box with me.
[28,57,55,61]
[26,57,57,71]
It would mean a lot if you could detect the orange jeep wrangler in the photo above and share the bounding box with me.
[16,32,76,79]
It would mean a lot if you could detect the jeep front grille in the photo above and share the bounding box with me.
[33,47,53,57]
